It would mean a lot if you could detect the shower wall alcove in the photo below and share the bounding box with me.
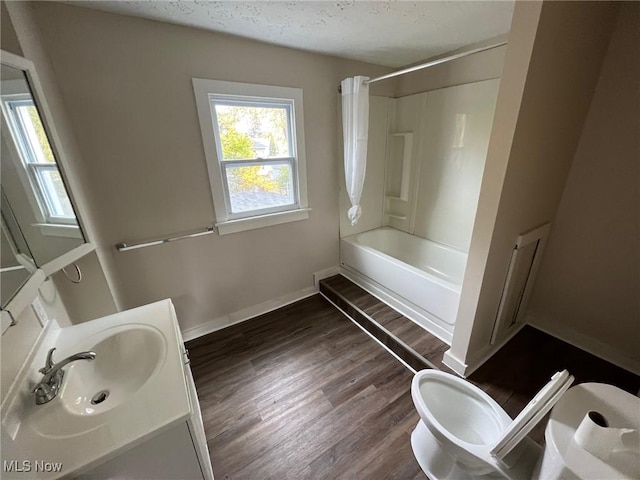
[339,78,500,345]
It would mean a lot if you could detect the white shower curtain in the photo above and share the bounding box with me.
[341,76,369,226]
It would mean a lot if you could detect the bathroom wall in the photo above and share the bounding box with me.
[340,44,506,242]
[25,2,394,334]
[526,2,639,373]
[1,279,72,399]
[5,1,120,321]
[448,1,621,374]
[1,1,120,405]
[412,78,500,252]
[1,133,82,265]
[382,93,428,234]
[1,1,21,56]
[395,41,506,97]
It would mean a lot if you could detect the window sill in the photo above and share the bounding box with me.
[215,208,311,235]
[34,223,82,239]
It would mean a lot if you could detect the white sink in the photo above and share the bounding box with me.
[28,325,167,439]
[1,300,192,479]
[62,325,166,416]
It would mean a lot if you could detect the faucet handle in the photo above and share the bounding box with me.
[39,348,56,374]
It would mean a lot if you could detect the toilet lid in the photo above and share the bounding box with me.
[490,370,574,460]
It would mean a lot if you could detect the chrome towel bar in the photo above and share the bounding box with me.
[115,226,215,252]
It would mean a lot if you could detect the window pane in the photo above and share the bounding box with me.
[35,167,75,218]
[214,103,291,160]
[15,103,55,164]
[225,162,294,214]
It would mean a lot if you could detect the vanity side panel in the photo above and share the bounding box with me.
[76,422,204,480]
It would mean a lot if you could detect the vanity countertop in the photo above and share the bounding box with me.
[1,299,193,479]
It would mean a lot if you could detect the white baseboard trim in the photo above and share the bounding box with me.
[339,267,453,345]
[466,323,526,377]
[443,322,526,378]
[320,291,417,375]
[442,350,467,377]
[182,286,317,342]
[313,265,340,289]
[527,314,640,376]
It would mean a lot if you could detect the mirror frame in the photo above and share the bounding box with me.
[1,50,95,329]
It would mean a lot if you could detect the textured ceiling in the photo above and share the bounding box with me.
[66,1,514,68]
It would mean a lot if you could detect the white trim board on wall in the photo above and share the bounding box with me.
[527,314,640,376]
[313,266,340,289]
[181,286,317,342]
[181,266,339,341]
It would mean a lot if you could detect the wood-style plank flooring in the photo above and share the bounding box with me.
[186,295,427,480]
[469,324,640,443]
[321,274,640,445]
[186,287,640,479]
[321,275,454,372]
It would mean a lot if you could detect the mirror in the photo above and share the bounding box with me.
[1,59,86,308]
[1,189,36,304]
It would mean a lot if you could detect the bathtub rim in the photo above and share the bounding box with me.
[341,228,465,293]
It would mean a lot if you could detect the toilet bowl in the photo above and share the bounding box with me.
[410,369,572,480]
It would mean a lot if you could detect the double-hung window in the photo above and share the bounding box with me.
[193,79,308,235]
[1,94,75,226]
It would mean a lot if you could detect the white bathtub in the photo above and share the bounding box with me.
[340,227,467,343]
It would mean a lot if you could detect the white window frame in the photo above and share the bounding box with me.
[1,90,78,229]
[193,79,309,235]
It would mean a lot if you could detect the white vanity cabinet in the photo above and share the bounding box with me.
[76,356,214,480]
[76,306,214,480]
[1,300,214,480]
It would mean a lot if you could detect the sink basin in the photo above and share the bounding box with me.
[63,325,166,415]
[28,324,166,438]
[3,299,193,479]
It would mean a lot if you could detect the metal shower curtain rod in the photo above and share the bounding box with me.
[338,40,507,92]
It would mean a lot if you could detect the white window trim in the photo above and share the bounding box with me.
[192,79,309,235]
[34,223,82,239]
[0,89,77,228]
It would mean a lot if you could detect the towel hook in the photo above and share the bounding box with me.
[61,263,82,284]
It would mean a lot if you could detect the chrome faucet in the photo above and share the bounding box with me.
[33,347,96,405]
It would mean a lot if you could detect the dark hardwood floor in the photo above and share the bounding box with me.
[186,280,640,479]
[320,275,454,373]
[320,274,640,446]
[186,295,427,480]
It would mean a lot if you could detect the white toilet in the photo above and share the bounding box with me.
[410,369,640,480]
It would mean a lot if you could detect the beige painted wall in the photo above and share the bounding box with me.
[449,1,620,371]
[0,1,21,56]
[1,278,72,399]
[5,1,119,319]
[28,2,393,333]
[1,1,119,398]
[527,3,639,371]
[395,43,506,98]
[52,251,121,324]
